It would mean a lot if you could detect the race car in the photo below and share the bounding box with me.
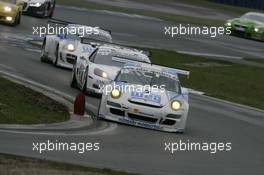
[98,63,190,133]
[0,0,23,26]
[70,45,151,94]
[40,23,112,69]
[22,0,56,18]
[225,12,264,41]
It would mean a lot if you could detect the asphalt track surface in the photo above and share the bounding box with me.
[0,6,264,175]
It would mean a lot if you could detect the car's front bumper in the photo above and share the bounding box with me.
[23,4,45,16]
[99,96,188,133]
[0,11,16,24]
[56,51,77,69]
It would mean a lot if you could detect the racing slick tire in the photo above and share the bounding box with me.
[70,64,78,88]
[11,13,20,26]
[81,68,88,93]
[40,39,48,62]
[53,44,59,67]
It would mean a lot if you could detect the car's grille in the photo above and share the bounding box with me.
[110,108,125,117]
[66,54,77,64]
[128,100,162,108]
[161,119,176,126]
[127,113,158,123]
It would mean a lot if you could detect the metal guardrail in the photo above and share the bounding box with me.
[209,0,264,10]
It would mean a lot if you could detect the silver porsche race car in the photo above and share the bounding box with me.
[98,63,190,133]
[22,0,56,18]
[40,23,112,69]
[70,45,151,94]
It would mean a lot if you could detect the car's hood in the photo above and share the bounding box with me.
[232,18,264,27]
[115,83,182,107]
[0,1,17,8]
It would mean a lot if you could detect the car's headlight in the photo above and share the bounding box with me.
[226,22,232,26]
[254,27,259,32]
[4,6,12,12]
[94,68,108,78]
[111,89,121,99]
[171,101,181,111]
[66,44,75,52]
[31,2,42,7]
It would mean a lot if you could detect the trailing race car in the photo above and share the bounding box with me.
[40,23,112,69]
[0,0,23,26]
[70,45,151,94]
[22,0,56,18]
[98,63,190,133]
[225,12,264,41]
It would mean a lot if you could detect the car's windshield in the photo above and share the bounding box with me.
[242,13,264,23]
[1,0,16,4]
[116,69,181,93]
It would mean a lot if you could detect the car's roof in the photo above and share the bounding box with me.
[98,45,151,63]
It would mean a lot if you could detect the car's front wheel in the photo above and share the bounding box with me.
[70,64,78,88]
[40,39,48,62]
[11,13,19,26]
[81,68,89,93]
[53,44,59,67]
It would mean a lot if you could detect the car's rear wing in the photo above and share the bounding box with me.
[124,62,190,78]
[152,64,190,78]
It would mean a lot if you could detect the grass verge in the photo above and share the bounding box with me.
[0,154,138,175]
[148,48,264,109]
[0,76,70,124]
[57,0,224,26]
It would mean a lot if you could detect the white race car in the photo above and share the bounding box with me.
[40,24,112,69]
[70,45,151,94]
[22,0,56,18]
[98,63,190,133]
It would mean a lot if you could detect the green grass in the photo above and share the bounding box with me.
[0,154,139,175]
[244,58,264,64]
[164,0,263,14]
[148,49,264,109]
[0,77,70,124]
[57,0,224,26]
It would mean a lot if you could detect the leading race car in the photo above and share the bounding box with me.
[225,12,264,41]
[0,0,23,26]
[98,63,190,133]
[22,0,56,18]
[40,23,112,69]
[70,45,151,94]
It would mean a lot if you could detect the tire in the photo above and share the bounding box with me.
[70,64,78,88]
[81,68,88,93]
[53,44,59,67]
[40,39,48,62]
[17,13,21,25]
[11,14,19,26]
[40,4,47,18]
